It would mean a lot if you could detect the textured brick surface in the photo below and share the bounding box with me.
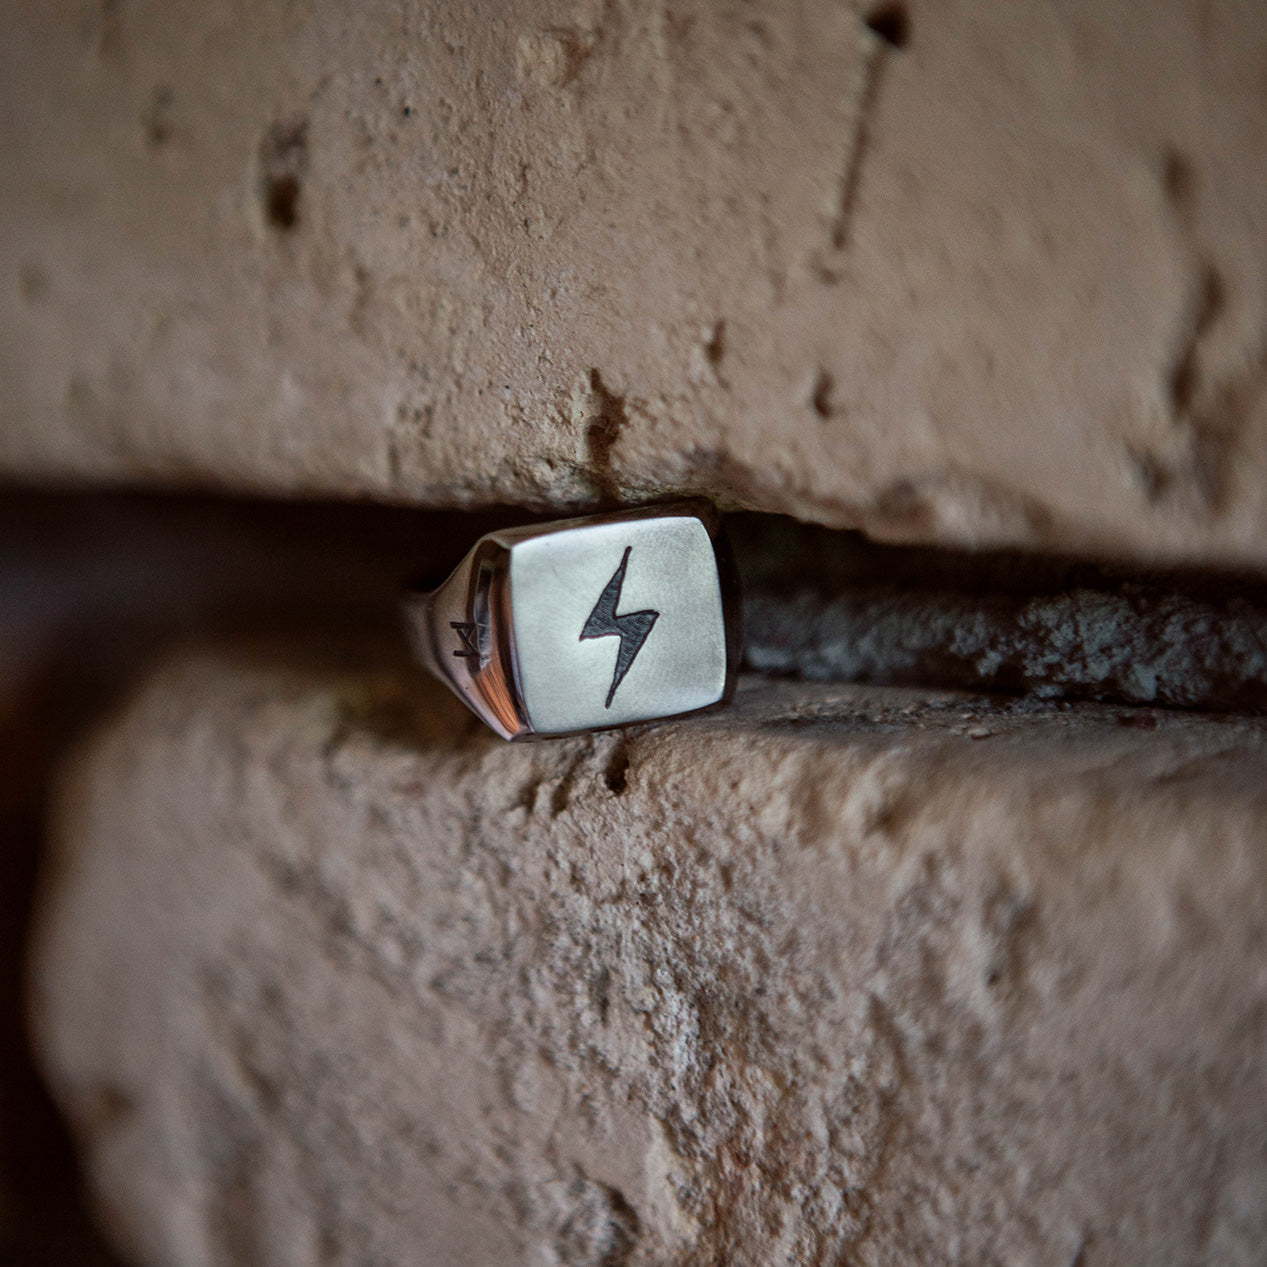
[4,1,1267,562]
[30,642,1267,1265]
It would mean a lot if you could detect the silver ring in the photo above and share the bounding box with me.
[403,502,741,739]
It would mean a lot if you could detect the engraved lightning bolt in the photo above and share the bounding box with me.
[580,546,660,708]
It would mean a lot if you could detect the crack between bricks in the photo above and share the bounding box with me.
[4,491,1267,729]
[830,38,889,254]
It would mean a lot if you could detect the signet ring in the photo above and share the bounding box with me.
[402,502,741,739]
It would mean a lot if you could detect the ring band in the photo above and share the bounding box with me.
[403,502,741,739]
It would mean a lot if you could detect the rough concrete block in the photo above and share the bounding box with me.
[29,642,1267,1264]
[4,1,1267,563]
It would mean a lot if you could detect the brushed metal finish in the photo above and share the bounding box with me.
[404,503,738,739]
[510,514,727,734]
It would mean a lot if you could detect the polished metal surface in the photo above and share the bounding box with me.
[404,503,738,739]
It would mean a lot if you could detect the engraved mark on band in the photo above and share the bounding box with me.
[580,546,659,708]
[450,621,480,659]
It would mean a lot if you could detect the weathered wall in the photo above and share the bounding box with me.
[4,0,1267,563]
[10,1,1267,1261]
[30,643,1267,1265]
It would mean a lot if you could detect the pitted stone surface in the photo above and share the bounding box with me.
[4,1,1267,563]
[29,643,1267,1265]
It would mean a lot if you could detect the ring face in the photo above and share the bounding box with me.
[509,514,729,735]
[405,503,739,739]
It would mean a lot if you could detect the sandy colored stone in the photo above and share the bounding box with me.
[29,640,1267,1265]
[3,1,1267,564]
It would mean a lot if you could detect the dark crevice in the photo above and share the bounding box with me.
[550,773,574,818]
[0,538,133,1264]
[584,369,627,506]
[703,321,725,369]
[604,741,631,796]
[259,117,309,233]
[702,320,728,387]
[830,5,905,254]
[1151,143,1259,516]
[811,369,836,419]
[730,513,1267,714]
[1,487,1266,731]
[590,966,612,1024]
[264,174,301,232]
[1168,266,1225,421]
[1161,147,1195,211]
[864,2,910,49]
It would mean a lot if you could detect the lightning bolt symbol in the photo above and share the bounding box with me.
[580,546,660,708]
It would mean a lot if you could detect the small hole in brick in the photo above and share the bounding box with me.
[811,370,834,419]
[264,175,301,231]
[865,1,910,48]
[258,117,308,235]
[604,742,630,795]
[704,320,725,369]
[1162,148,1194,206]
